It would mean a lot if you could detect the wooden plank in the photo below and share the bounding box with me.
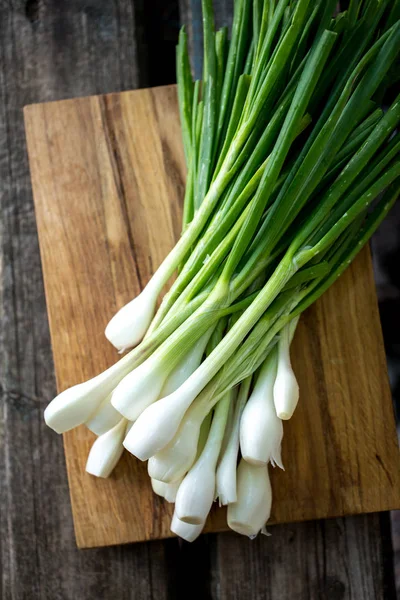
[0,2,179,599]
[211,515,396,600]
[24,84,400,549]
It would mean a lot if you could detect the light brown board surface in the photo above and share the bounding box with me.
[24,84,400,549]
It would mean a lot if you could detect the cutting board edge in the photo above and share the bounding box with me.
[76,501,400,549]
[23,83,178,115]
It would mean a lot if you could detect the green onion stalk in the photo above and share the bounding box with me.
[44,0,400,541]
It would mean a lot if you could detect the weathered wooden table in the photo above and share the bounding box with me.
[0,1,396,598]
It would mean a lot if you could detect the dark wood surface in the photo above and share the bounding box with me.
[0,0,396,598]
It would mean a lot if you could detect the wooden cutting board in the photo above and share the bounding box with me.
[24,84,400,549]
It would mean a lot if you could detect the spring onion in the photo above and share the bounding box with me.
[44,0,400,542]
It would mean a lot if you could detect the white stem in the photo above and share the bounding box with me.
[44,353,134,434]
[170,512,205,542]
[273,318,299,420]
[85,418,128,478]
[85,393,121,435]
[215,384,246,505]
[227,460,272,537]
[112,329,214,422]
[160,329,213,396]
[220,391,235,458]
[240,350,283,467]
[175,395,230,525]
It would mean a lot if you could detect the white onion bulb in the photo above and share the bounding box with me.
[44,356,133,434]
[175,395,230,524]
[240,351,283,468]
[105,283,159,351]
[273,319,299,420]
[170,512,204,542]
[86,419,128,478]
[227,460,272,537]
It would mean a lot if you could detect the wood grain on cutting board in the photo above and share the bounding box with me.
[24,84,400,548]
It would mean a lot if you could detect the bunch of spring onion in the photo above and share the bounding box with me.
[44,0,400,542]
